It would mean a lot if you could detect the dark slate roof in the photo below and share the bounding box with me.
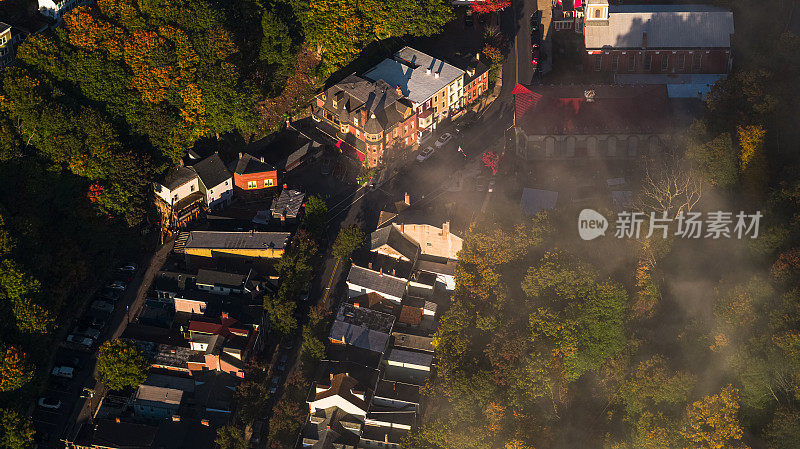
[370,224,421,263]
[302,407,361,449]
[192,154,231,189]
[452,53,490,86]
[374,379,421,404]
[90,419,159,448]
[185,231,290,250]
[195,268,249,289]
[159,165,198,190]
[314,360,380,391]
[346,265,408,299]
[512,84,670,135]
[415,259,457,277]
[270,189,305,219]
[361,425,410,445]
[391,332,434,353]
[329,320,390,354]
[228,153,276,175]
[154,270,195,292]
[318,74,413,134]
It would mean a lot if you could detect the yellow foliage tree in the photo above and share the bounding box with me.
[680,385,749,449]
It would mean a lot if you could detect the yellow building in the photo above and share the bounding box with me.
[183,231,290,260]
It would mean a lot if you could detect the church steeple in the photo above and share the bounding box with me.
[585,0,609,25]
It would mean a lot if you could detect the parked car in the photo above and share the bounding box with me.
[108,280,127,290]
[117,263,137,272]
[66,334,94,348]
[80,316,106,330]
[38,397,62,410]
[320,157,333,176]
[269,376,280,394]
[434,132,453,148]
[51,366,75,379]
[91,300,115,314]
[416,146,435,162]
[101,288,121,302]
[75,326,101,340]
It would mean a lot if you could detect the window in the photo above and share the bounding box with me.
[644,54,652,71]
[678,54,686,71]
[173,194,178,202]
[209,189,213,194]
[354,116,359,126]
[693,53,702,71]
[611,54,619,71]
[190,184,195,192]
[661,54,669,71]
[627,54,636,71]
[247,180,257,189]
[594,54,602,71]
[594,8,601,18]
[264,179,273,187]
[225,180,228,186]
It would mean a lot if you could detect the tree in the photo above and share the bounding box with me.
[215,425,248,449]
[263,294,297,336]
[0,409,35,449]
[260,10,294,69]
[0,347,32,392]
[685,124,738,188]
[96,339,148,391]
[482,151,499,175]
[737,124,768,198]
[472,0,511,14]
[764,407,800,449]
[331,225,365,261]
[680,385,749,449]
[301,194,327,240]
[633,155,702,219]
[12,297,55,334]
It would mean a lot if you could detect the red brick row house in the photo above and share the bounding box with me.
[583,1,734,77]
[227,152,278,192]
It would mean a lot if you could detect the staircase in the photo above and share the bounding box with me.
[173,232,190,254]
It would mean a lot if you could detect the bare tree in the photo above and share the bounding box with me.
[633,154,702,219]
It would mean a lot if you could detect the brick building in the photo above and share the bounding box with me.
[583,2,734,76]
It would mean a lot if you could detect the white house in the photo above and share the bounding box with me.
[153,165,201,207]
[38,0,92,21]
[191,153,233,211]
[346,265,408,304]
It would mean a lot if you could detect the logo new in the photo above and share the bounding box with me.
[578,209,608,240]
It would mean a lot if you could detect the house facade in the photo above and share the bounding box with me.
[553,0,584,32]
[583,2,734,76]
[458,54,490,106]
[227,153,278,192]
[153,165,204,230]
[312,75,417,166]
[512,83,670,161]
[191,153,232,211]
[364,47,465,141]
[0,23,17,69]
[38,0,92,21]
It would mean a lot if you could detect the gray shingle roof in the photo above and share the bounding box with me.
[270,189,305,219]
[195,268,248,289]
[370,224,420,263]
[192,154,231,189]
[585,5,734,49]
[159,165,198,190]
[320,74,409,134]
[228,153,276,175]
[185,231,290,250]
[329,320,390,354]
[364,47,465,105]
[347,265,408,299]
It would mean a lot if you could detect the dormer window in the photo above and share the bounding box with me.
[354,116,359,126]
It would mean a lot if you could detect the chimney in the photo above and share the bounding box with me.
[404,192,410,205]
[396,85,402,95]
[379,268,383,276]
[434,72,439,79]
[354,302,359,308]
[238,152,243,159]
[442,221,450,236]
[385,434,389,443]
[368,262,373,269]
[221,311,229,320]
[283,184,287,189]
[330,373,334,381]
[476,53,480,61]
[642,31,647,48]
[115,418,121,424]
[201,419,210,427]
[400,223,404,233]
[426,68,431,75]
[392,268,396,276]
[260,156,265,163]
[327,425,331,430]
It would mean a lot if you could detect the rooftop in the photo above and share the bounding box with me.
[315,360,380,391]
[135,384,183,406]
[336,303,396,334]
[512,83,670,135]
[347,265,408,299]
[415,259,457,277]
[361,424,410,445]
[391,332,435,353]
[0,22,10,34]
[585,4,734,49]
[191,153,231,189]
[370,224,421,263]
[311,373,371,413]
[364,47,465,105]
[157,165,197,191]
[228,153,276,175]
[185,231,290,250]
[143,373,195,392]
[329,320,391,354]
[195,268,249,289]
[270,189,305,219]
[88,419,159,448]
[386,348,434,368]
[374,379,421,404]
[349,292,398,315]
[401,223,462,260]
[154,270,195,292]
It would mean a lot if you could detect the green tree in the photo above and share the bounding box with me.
[12,298,55,334]
[0,409,35,449]
[680,385,749,449]
[214,425,248,449]
[686,129,738,189]
[263,294,297,336]
[764,407,800,449]
[260,10,294,69]
[301,194,327,240]
[96,339,148,391]
[331,225,365,261]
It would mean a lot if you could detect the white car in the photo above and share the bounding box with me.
[108,281,127,290]
[67,334,94,348]
[38,397,62,410]
[434,132,453,148]
[118,263,137,272]
[91,300,115,313]
[51,366,74,379]
[416,146,435,162]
